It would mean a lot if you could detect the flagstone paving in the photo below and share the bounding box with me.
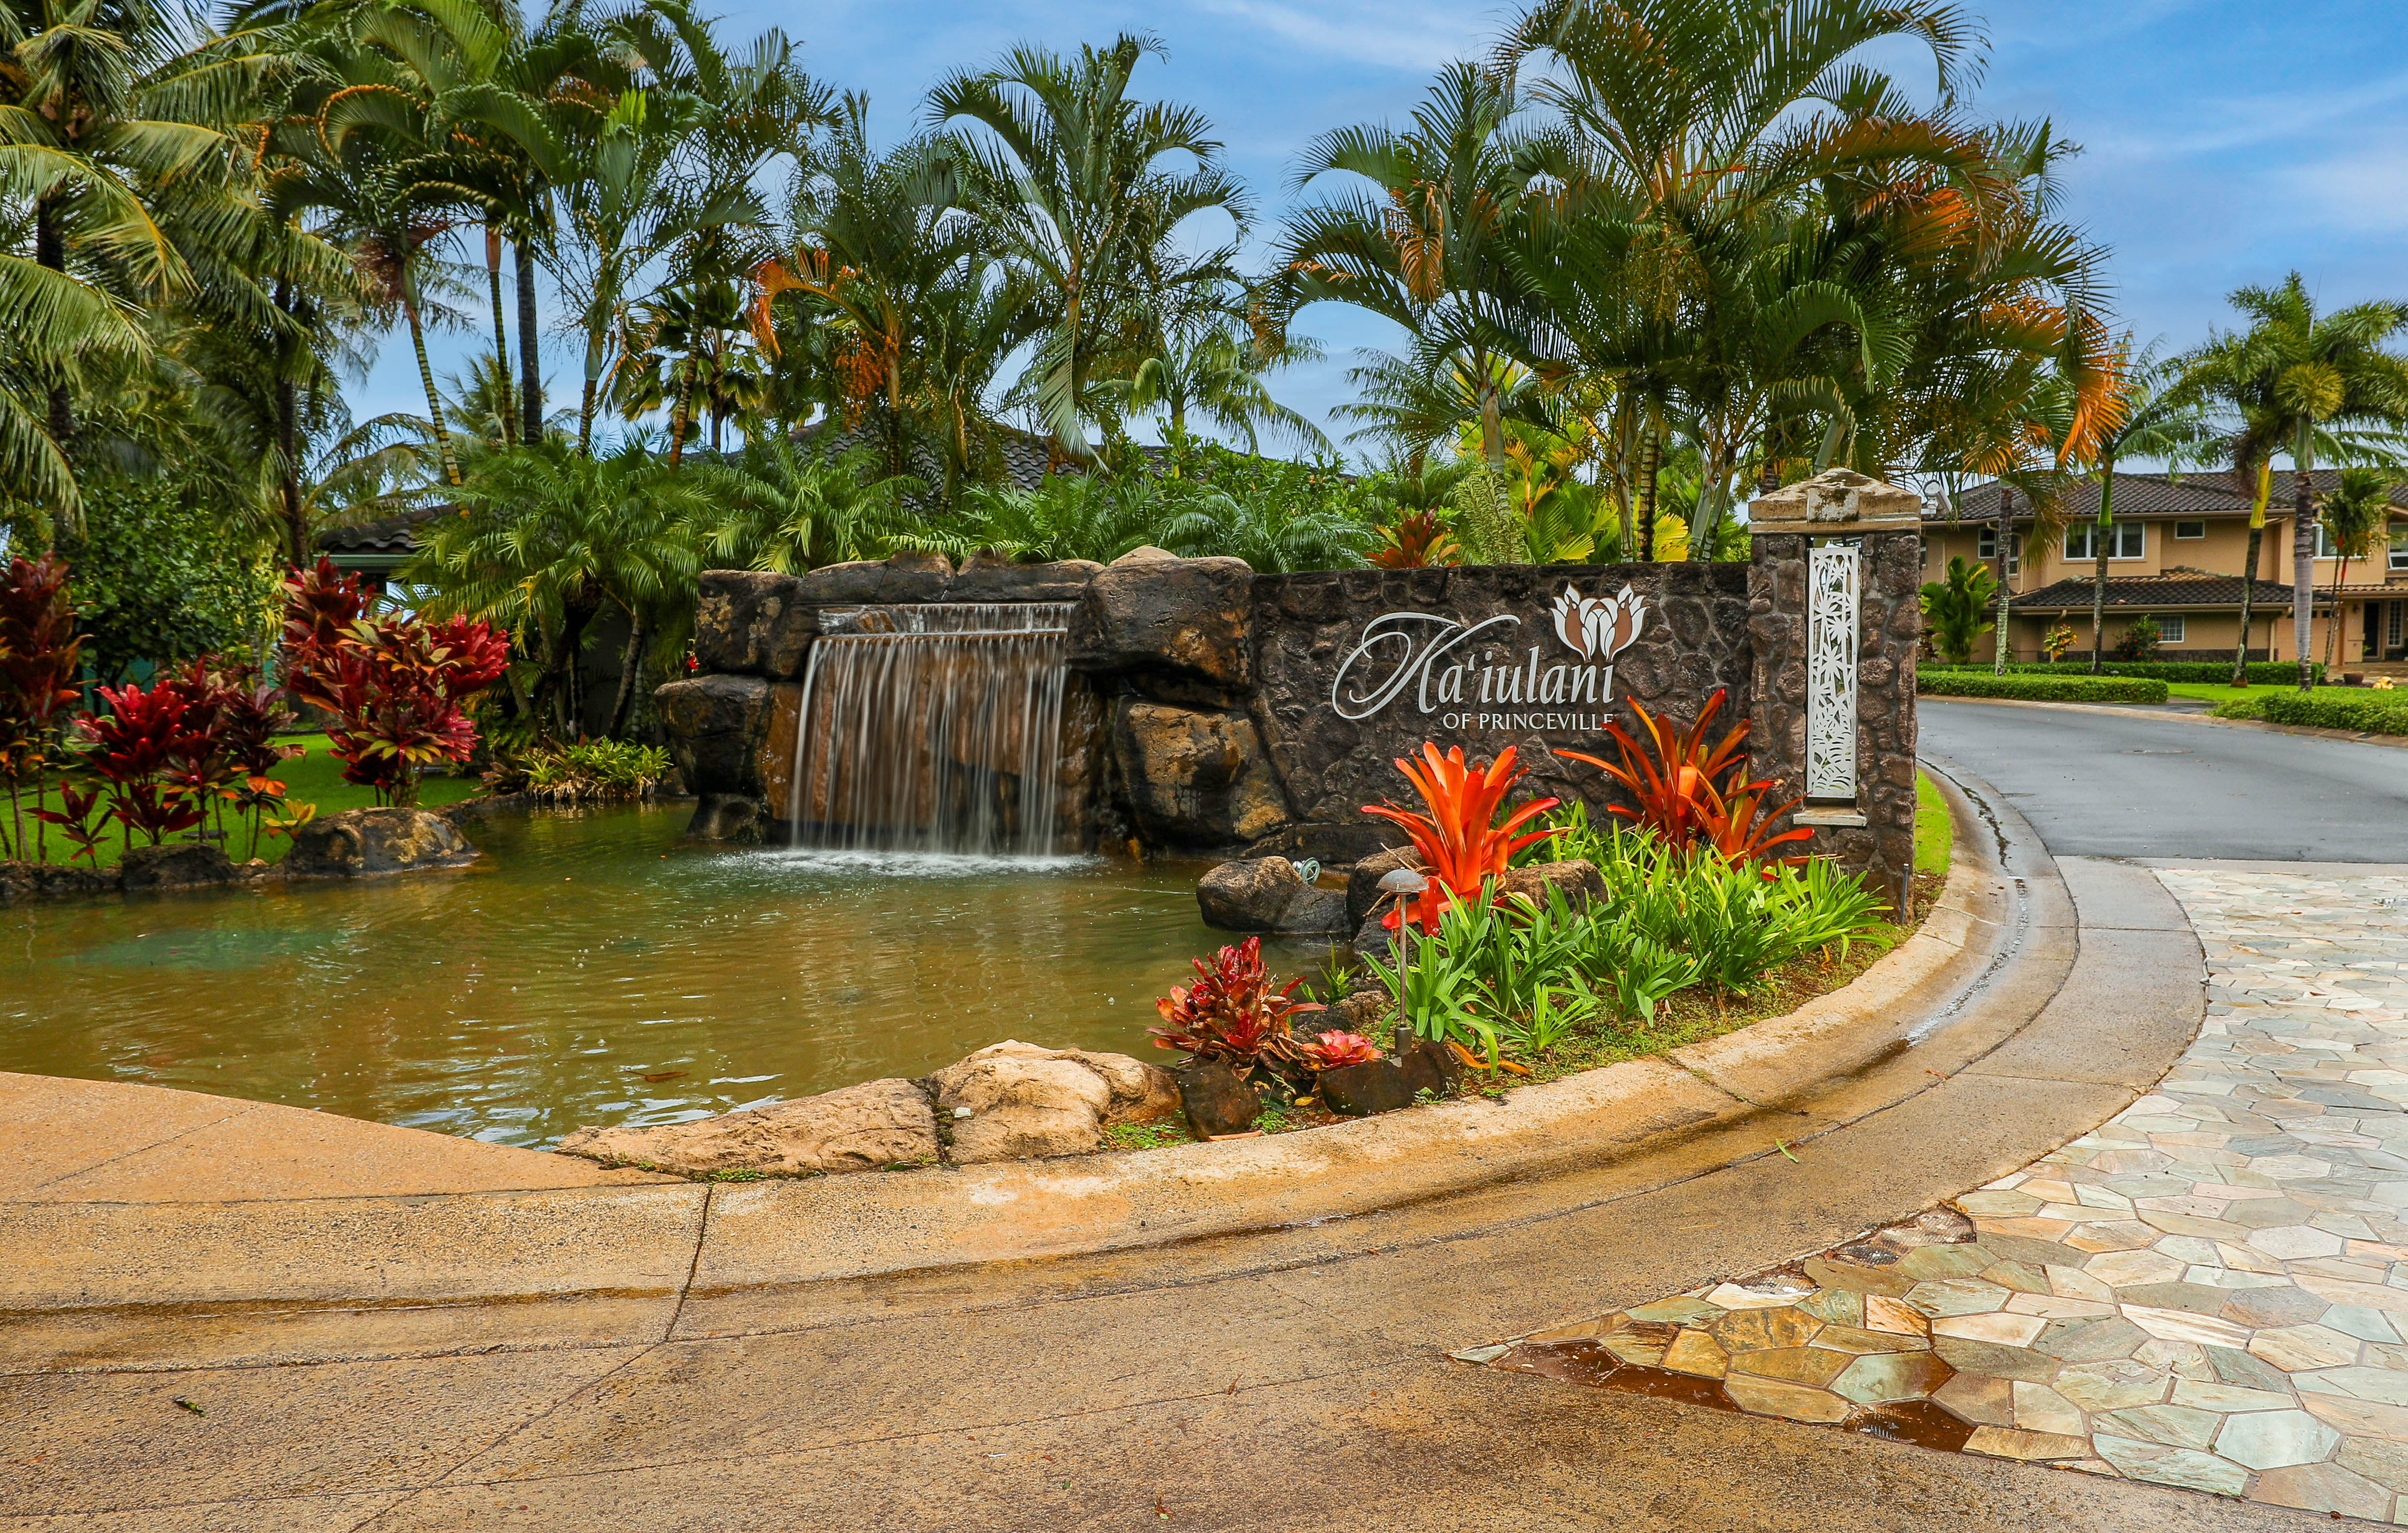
[1462,866,2408,1522]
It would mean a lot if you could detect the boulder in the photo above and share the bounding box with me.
[1496,858,1606,913]
[1111,546,1180,566]
[1198,856,1305,930]
[1068,554,1254,693]
[1317,1056,1416,1117]
[120,842,238,891]
[1112,702,1289,850]
[655,673,772,798]
[686,793,765,843]
[1347,844,1427,931]
[287,808,476,878]
[1173,1058,1261,1139]
[693,570,816,678]
[1322,987,1391,1037]
[25,863,116,899]
[555,1077,939,1177]
[949,556,1106,603]
[924,1040,1178,1164]
[792,551,954,605]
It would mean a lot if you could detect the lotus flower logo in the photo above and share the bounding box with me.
[1550,583,1646,662]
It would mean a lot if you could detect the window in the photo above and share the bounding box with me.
[2156,615,2186,645]
[2391,601,2404,650]
[2391,531,2408,572]
[2175,520,2207,540]
[2066,522,2146,560]
[1975,528,2021,574]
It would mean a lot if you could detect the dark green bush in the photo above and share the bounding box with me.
[1923,661,2323,685]
[2255,690,2408,735]
[1918,671,2169,703]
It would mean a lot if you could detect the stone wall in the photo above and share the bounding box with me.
[658,469,1922,899]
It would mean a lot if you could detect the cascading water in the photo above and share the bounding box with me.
[785,603,1076,855]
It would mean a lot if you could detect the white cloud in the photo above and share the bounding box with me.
[2297,136,2408,234]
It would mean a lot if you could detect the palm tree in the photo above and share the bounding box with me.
[1278,62,1544,477]
[930,33,1249,459]
[412,435,711,736]
[2319,466,2394,671]
[1125,315,1327,456]
[2075,341,2214,671]
[2183,274,2408,690]
[692,437,918,571]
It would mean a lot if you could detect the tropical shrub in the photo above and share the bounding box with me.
[2041,624,2077,662]
[1918,672,2167,703]
[508,739,675,801]
[0,554,83,860]
[2255,689,2408,735]
[1360,743,1561,933]
[1924,661,2324,684]
[73,679,206,848]
[279,559,512,808]
[1150,937,1324,1069]
[1366,510,1461,568]
[2112,615,2163,661]
[1918,557,1998,664]
[1555,690,1807,865]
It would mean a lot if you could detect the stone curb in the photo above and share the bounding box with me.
[1924,690,2408,750]
[0,772,2048,1313]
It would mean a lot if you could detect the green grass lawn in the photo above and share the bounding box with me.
[2163,681,2374,706]
[0,733,484,868]
[1914,770,1950,884]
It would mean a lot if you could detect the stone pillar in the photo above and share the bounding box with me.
[1747,469,1923,913]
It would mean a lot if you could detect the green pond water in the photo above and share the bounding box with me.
[0,806,1329,1148]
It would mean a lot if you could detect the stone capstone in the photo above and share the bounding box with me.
[1196,857,1350,934]
[693,570,815,678]
[948,556,1106,603]
[1069,555,1254,694]
[792,550,954,605]
[286,808,476,878]
[924,1040,1178,1164]
[119,842,238,890]
[554,1077,940,1177]
[654,673,772,799]
[1111,702,1290,850]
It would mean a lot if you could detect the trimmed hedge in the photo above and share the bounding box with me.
[2254,690,2408,735]
[1919,671,2169,703]
[1924,661,2324,685]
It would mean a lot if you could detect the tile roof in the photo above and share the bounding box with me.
[1933,470,2408,523]
[2011,574,2328,610]
[315,504,445,554]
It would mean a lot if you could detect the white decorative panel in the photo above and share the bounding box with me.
[1806,540,1860,800]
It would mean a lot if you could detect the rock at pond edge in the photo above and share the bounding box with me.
[556,1077,939,1177]
[925,1040,1179,1165]
[286,807,476,878]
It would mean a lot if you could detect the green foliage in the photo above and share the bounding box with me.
[1447,466,1528,565]
[1925,661,2327,684]
[2254,689,2408,734]
[1919,671,2169,703]
[515,739,674,800]
[61,476,281,684]
[1917,556,1998,665]
[2111,615,2162,661]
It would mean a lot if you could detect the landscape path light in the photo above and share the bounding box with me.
[1377,866,1429,1047]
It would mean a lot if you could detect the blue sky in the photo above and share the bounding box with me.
[358,0,2408,462]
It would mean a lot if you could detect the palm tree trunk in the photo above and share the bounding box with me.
[2293,437,2318,692]
[34,192,70,467]
[402,294,462,488]
[2328,555,2350,672]
[1478,368,1507,476]
[1993,490,2014,673]
[516,237,544,445]
[2231,462,2271,686]
[485,227,514,447]
[2089,461,2114,672]
[607,620,648,738]
[1635,425,1659,563]
[666,358,695,468]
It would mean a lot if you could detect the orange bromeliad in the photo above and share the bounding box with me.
[1360,743,1561,934]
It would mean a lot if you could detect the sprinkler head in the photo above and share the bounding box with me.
[1377,868,1428,894]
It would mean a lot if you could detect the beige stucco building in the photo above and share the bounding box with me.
[1924,472,2408,666]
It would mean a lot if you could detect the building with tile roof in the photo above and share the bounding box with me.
[1923,471,2408,665]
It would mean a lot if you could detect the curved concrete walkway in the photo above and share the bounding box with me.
[0,767,2301,1532]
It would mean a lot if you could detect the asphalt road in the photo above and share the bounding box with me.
[1921,698,2408,861]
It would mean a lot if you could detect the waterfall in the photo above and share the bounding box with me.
[785,603,1076,855]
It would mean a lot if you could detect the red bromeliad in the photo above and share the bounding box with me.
[1360,744,1561,934]
[1297,1030,1382,1070]
[1149,937,1324,1069]
[1552,689,1748,846]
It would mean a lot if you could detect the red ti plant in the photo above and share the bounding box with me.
[279,559,511,808]
[1360,744,1561,934]
[75,679,207,847]
[0,554,84,861]
[1150,937,1324,1071]
[186,660,303,860]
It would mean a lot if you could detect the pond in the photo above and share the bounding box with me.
[0,807,1334,1148]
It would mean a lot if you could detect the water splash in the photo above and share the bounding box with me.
[785,603,1075,854]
